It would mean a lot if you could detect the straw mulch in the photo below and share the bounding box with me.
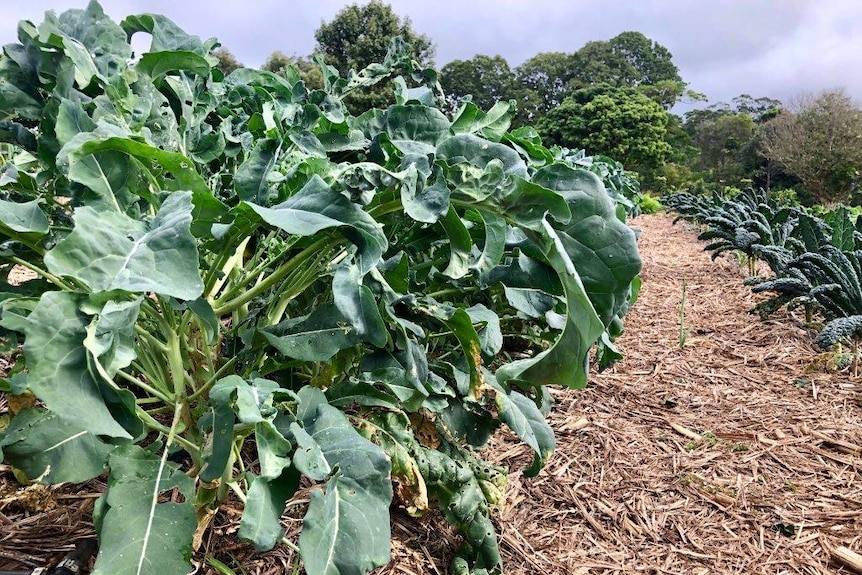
[2,212,862,574]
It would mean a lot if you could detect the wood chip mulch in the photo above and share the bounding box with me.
[2,212,862,574]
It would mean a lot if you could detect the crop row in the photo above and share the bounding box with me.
[666,188,862,355]
[0,4,642,575]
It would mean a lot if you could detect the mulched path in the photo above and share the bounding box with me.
[2,212,862,574]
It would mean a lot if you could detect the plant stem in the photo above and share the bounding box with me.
[188,356,238,402]
[134,325,170,354]
[213,235,332,315]
[8,256,71,289]
[167,330,188,398]
[207,236,251,300]
[116,370,173,403]
[136,407,201,462]
[678,278,688,349]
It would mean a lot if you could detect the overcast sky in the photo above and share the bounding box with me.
[1,1,860,114]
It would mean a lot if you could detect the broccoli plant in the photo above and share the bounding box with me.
[0,4,641,575]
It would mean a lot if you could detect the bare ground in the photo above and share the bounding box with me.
[2,212,862,574]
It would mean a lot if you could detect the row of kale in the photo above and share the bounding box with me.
[664,188,862,350]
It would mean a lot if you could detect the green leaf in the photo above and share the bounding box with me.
[92,444,196,575]
[64,149,145,213]
[0,120,37,151]
[0,199,49,240]
[384,105,450,155]
[137,51,211,79]
[256,421,293,479]
[209,376,281,424]
[235,138,279,204]
[198,393,234,482]
[393,76,435,106]
[496,216,605,389]
[43,2,132,82]
[239,470,300,551]
[502,286,558,319]
[440,206,473,279]
[826,206,856,251]
[450,101,516,143]
[333,262,388,348]
[470,210,506,278]
[246,175,386,274]
[421,303,485,397]
[532,164,642,327]
[121,12,213,55]
[400,166,451,224]
[55,98,97,147]
[0,408,116,483]
[84,298,142,379]
[9,291,130,438]
[262,303,363,362]
[297,387,393,575]
[465,304,502,357]
[499,176,571,231]
[476,101,516,142]
[45,192,204,300]
[437,133,528,179]
[492,383,554,476]
[187,297,220,345]
[66,136,211,197]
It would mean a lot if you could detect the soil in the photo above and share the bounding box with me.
[2,212,861,574]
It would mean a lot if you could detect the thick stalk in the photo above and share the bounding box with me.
[207,236,251,300]
[213,235,332,315]
[116,370,173,404]
[167,330,188,398]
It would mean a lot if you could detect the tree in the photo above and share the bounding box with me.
[262,51,323,90]
[213,47,242,75]
[731,94,782,123]
[262,50,293,74]
[686,108,756,182]
[683,95,786,190]
[314,1,434,111]
[440,55,519,113]
[515,52,577,116]
[759,90,862,205]
[569,31,685,109]
[537,85,672,171]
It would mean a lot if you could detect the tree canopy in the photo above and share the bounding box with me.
[440,55,521,113]
[311,1,435,111]
[759,90,862,205]
[213,47,242,75]
[569,31,685,109]
[537,86,672,170]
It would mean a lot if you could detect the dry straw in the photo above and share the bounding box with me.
[2,213,861,574]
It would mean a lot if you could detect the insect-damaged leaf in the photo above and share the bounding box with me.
[0,408,116,483]
[296,387,393,575]
[262,303,365,362]
[6,291,130,438]
[92,444,196,575]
